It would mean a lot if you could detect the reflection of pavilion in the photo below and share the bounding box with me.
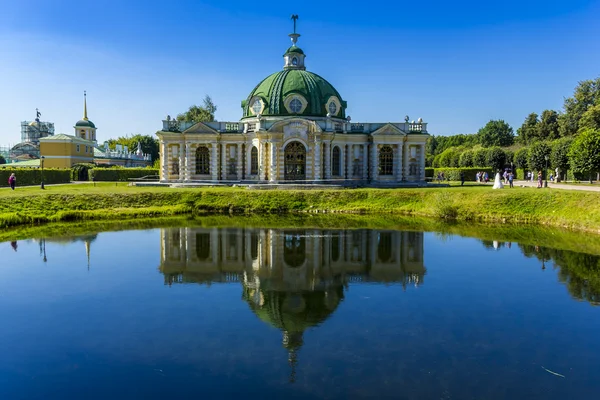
[160,227,425,382]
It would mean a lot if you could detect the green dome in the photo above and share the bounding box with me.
[285,45,304,55]
[242,69,347,119]
[75,119,96,128]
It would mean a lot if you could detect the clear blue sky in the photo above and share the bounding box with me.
[0,0,599,145]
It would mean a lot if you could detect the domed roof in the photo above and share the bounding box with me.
[75,119,96,128]
[285,45,304,55]
[242,69,346,119]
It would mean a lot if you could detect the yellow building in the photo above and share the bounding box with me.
[39,134,95,168]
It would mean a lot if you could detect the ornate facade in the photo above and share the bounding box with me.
[157,22,429,185]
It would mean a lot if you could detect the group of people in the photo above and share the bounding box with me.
[475,171,489,184]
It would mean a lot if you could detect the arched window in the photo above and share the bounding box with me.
[250,146,258,175]
[379,146,393,176]
[196,146,210,174]
[332,146,341,176]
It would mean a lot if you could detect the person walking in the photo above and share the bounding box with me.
[8,173,16,190]
[460,171,465,186]
[537,171,543,188]
[508,172,514,188]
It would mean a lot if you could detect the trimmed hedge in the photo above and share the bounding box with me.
[88,168,159,182]
[0,168,71,187]
[427,167,494,181]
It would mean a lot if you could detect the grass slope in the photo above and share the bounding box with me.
[1,183,599,232]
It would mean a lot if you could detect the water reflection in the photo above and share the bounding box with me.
[160,227,426,382]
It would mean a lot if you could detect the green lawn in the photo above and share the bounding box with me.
[1,182,599,232]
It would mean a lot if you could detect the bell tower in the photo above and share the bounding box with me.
[74,91,97,143]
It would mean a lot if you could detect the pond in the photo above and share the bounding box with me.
[1,223,599,399]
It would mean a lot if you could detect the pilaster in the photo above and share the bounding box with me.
[324,142,331,180]
[269,142,278,183]
[221,143,227,180]
[371,144,378,182]
[396,143,403,182]
[178,142,185,182]
[160,142,168,182]
[314,141,322,180]
[403,141,410,181]
[184,143,191,182]
[211,143,218,181]
[362,144,369,180]
[236,143,243,180]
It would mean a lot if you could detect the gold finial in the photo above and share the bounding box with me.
[83,90,88,121]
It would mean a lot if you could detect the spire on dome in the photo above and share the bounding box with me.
[289,14,300,46]
[83,91,88,121]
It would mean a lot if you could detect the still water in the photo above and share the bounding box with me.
[1,225,599,399]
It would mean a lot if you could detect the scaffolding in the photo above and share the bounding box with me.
[21,120,55,144]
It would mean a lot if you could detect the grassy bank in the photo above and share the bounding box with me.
[1,183,600,232]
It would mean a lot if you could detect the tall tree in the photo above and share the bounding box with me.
[528,141,552,174]
[477,120,514,147]
[177,95,218,122]
[579,104,600,131]
[538,110,561,140]
[516,113,539,144]
[486,147,507,171]
[514,147,529,170]
[550,137,573,181]
[473,148,488,167]
[568,128,600,183]
[559,77,600,137]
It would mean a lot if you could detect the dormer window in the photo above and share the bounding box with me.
[251,99,263,115]
[289,98,302,113]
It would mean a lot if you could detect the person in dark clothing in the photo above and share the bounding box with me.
[8,173,16,190]
[460,171,465,186]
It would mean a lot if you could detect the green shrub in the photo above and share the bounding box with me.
[486,147,507,171]
[431,167,493,181]
[473,148,488,167]
[432,191,459,219]
[71,163,96,181]
[89,168,159,181]
[458,150,474,167]
[0,168,71,187]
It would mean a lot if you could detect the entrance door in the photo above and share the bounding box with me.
[284,141,306,180]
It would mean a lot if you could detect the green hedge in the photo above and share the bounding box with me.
[88,168,159,182]
[0,168,71,187]
[427,167,494,181]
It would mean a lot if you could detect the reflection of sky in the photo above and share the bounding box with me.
[1,229,599,399]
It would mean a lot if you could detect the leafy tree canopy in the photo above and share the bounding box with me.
[551,137,573,177]
[579,103,600,132]
[538,110,561,141]
[486,147,507,171]
[560,77,600,136]
[528,141,552,172]
[568,128,600,182]
[516,113,539,144]
[177,95,217,123]
[514,147,529,170]
[477,120,514,147]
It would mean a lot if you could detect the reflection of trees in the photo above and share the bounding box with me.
[517,243,600,305]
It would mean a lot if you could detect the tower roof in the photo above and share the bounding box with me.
[76,91,96,128]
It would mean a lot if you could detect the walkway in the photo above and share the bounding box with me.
[515,180,600,192]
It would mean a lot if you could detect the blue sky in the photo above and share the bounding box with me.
[0,0,599,145]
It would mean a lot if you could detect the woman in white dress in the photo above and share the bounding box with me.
[492,172,504,189]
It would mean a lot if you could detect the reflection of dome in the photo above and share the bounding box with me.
[75,119,96,128]
[244,287,344,338]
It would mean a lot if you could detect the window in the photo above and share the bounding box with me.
[328,101,337,115]
[252,99,262,115]
[289,98,302,113]
[250,146,258,174]
[332,146,341,176]
[195,146,210,174]
[379,146,393,175]
[292,57,298,65]
[85,146,88,153]
[76,144,80,152]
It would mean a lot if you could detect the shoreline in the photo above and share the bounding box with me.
[1,183,600,234]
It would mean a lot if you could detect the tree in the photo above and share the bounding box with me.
[514,147,529,170]
[473,148,488,167]
[108,134,160,161]
[477,120,514,147]
[538,110,560,140]
[516,113,539,144]
[486,147,506,171]
[551,137,573,181]
[0,155,5,165]
[504,149,514,165]
[458,150,473,167]
[177,95,217,122]
[568,128,600,183]
[580,104,600,131]
[528,141,552,173]
[560,77,600,137]
[438,147,460,168]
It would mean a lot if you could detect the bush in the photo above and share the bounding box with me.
[437,148,461,168]
[432,167,493,181]
[528,142,552,174]
[514,147,529,170]
[89,168,159,182]
[568,128,600,183]
[71,163,96,181]
[473,148,488,167]
[551,137,573,181]
[0,168,71,187]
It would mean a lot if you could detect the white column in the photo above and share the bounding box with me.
[178,143,185,182]
[340,144,345,180]
[246,143,252,179]
[419,144,426,182]
[324,142,331,180]
[403,142,410,181]
[160,142,168,182]
[269,142,278,183]
[362,144,369,180]
[259,142,267,181]
[221,143,227,180]
[211,143,218,181]
[184,143,191,182]
[236,143,243,180]
[396,143,403,182]
[314,141,322,180]
[371,144,378,182]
